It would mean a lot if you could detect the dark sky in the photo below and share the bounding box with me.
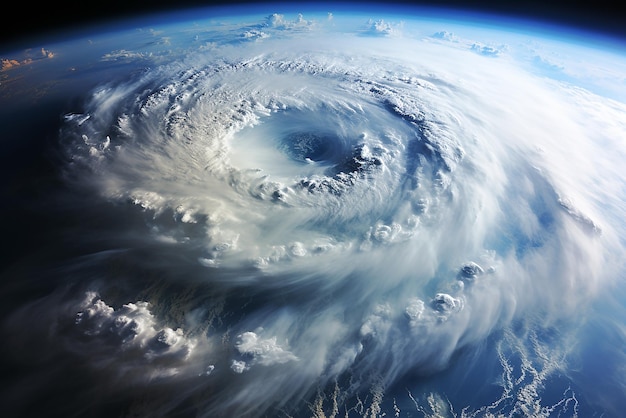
[1,0,625,49]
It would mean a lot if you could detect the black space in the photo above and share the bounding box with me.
[1,0,625,49]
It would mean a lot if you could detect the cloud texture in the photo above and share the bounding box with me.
[3,11,626,418]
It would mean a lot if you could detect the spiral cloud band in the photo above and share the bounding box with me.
[4,12,626,417]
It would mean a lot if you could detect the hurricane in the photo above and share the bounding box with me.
[3,10,626,418]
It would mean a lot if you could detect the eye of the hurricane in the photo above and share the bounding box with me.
[228,110,353,180]
[281,131,337,164]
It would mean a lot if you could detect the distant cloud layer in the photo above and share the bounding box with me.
[1,47,53,70]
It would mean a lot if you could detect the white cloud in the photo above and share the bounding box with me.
[364,19,403,36]
[232,331,298,371]
[75,292,196,363]
[101,49,151,61]
[13,11,625,418]
[264,13,315,31]
[470,42,507,56]
[431,31,459,42]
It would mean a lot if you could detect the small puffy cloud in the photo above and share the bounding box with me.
[242,30,269,40]
[230,330,298,373]
[41,47,54,58]
[471,42,507,57]
[231,359,248,373]
[430,293,464,321]
[364,19,403,37]
[457,261,485,284]
[264,13,315,30]
[431,31,459,42]
[405,298,426,326]
[266,13,288,27]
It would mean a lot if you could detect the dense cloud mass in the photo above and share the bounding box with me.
[2,11,626,418]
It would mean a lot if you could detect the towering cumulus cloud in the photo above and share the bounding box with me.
[3,11,626,418]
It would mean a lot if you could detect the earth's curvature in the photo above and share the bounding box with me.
[1,7,626,418]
